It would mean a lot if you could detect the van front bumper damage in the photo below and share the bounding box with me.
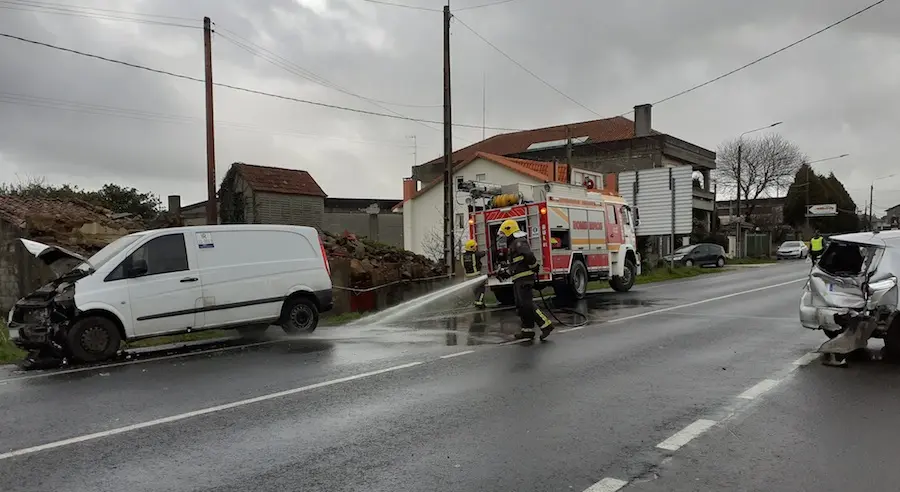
[8,281,78,369]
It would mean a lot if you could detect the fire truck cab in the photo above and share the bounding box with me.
[465,180,641,305]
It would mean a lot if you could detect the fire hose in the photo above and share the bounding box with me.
[491,271,588,328]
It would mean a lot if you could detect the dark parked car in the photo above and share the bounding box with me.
[665,243,727,268]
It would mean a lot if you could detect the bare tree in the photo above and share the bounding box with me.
[715,133,805,220]
[421,226,465,262]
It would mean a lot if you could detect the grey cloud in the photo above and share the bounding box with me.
[1,0,899,212]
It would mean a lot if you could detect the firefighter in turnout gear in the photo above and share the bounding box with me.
[494,219,554,340]
[462,239,487,308]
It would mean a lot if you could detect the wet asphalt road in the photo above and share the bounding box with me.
[1,261,894,491]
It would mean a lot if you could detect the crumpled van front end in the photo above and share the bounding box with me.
[798,231,900,356]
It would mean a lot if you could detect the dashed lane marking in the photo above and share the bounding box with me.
[792,352,820,367]
[737,379,781,400]
[584,477,628,492]
[0,361,424,460]
[439,350,475,359]
[656,419,718,451]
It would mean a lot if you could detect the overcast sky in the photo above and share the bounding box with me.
[1,0,898,214]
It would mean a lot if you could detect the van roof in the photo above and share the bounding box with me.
[128,224,320,237]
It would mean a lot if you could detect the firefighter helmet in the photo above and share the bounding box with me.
[464,239,477,251]
[498,220,520,237]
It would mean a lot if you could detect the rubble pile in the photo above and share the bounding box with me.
[322,231,444,289]
[0,195,145,255]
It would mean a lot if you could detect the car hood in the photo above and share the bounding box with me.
[19,238,89,278]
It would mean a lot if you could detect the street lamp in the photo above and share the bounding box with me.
[735,121,782,257]
[804,153,849,230]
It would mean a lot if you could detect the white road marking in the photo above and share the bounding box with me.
[737,379,781,400]
[792,352,820,367]
[0,340,283,384]
[606,278,804,326]
[500,338,529,345]
[0,361,423,460]
[656,418,718,451]
[439,350,475,359]
[584,477,628,492]
[558,326,585,333]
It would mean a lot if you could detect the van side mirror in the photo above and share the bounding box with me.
[127,259,149,277]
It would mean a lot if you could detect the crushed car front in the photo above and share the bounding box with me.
[799,231,900,355]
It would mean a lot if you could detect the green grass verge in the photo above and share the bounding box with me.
[1,320,26,364]
[727,257,776,265]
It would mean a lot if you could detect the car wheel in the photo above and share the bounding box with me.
[610,258,637,292]
[280,296,320,334]
[684,259,694,267]
[66,316,121,363]
[716,256,725,268]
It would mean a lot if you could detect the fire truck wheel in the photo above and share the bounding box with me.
[568,260,588,299]
[610,258,636,292]
[491,286,516,306]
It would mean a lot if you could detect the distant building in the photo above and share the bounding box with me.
[394,152,566,257]
[716,197,786,228]
[323,198,403,248]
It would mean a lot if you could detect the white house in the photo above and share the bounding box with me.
[393,152,565,258]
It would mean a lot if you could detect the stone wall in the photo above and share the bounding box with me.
[0,220,55,315]
[328,257,452,315]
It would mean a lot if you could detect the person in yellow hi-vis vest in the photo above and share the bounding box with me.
[810,230,825,263]
[461,239,487,308]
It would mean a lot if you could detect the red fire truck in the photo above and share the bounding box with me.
[464,179,641,305]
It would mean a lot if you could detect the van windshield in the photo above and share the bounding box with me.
[80,234,142,271]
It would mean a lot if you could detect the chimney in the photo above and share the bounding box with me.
[167,195,182,217]
[402,178,417,200]
[634,103,652,137]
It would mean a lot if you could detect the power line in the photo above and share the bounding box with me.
[214,28,441,109]
[0,0,199,29]
[0,31,525,132]
[644,0,886,110]
[455,0,519,11]
[452,15,602,117]
[0,91,417,147]
[361,0,440,12]
[1,0,193,20]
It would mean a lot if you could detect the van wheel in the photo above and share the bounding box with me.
[67,316,121,363]
[610,258,637,293]
[281,297,319,334]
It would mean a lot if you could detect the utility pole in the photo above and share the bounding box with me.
[735,142,742,257]
[442,5,455,275]
[565,125,573,166]
[203,17,218,225]
[869,184,874,230]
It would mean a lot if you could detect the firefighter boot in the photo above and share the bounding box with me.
[515,328,536,341]
[474,292,485,309]
[537,309,554,341]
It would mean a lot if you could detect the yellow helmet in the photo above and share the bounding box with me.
[498,219,520,237]
[464,239,477,251]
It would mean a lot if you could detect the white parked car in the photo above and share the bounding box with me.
[776,240,809,260]
[8,224,333,364]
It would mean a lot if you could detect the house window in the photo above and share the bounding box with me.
[456,176,464,188]
[456,213,465,229]
[476,173,486,181]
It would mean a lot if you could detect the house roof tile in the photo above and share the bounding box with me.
[421,116,647,168]
[233,163,327,197]
[392,152,567,211]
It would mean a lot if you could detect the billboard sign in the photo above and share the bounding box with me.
[806,204,838,217]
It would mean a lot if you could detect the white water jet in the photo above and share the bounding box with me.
[348,275,489,326]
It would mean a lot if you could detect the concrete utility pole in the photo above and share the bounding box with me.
[869,184,874,230]
[442,5,455,274]
[203,17,218,225]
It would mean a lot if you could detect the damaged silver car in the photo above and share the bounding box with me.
[799,230,900,360]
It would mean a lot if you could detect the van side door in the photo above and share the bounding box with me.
[107,232,204,338]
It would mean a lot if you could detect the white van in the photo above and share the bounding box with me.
[8,224,333,363]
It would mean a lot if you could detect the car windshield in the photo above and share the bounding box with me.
[79,234,143,271]
[674,245,697,254]
[781,241,802,248]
